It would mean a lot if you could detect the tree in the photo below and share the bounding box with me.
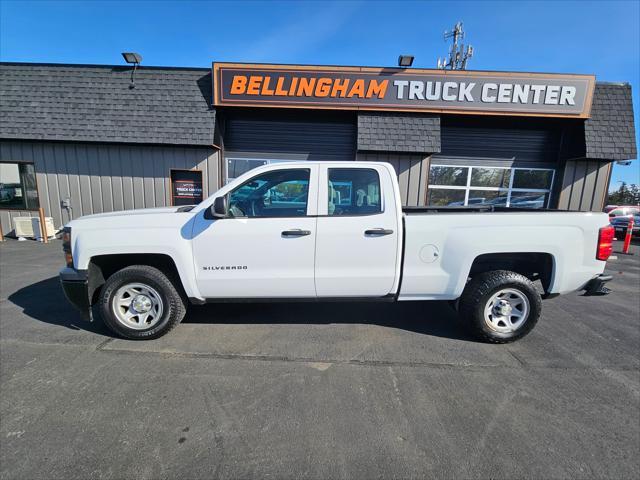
[607,182,640,205]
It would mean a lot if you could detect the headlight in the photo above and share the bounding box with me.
[62,227,73,267]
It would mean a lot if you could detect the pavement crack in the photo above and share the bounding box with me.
[97,347,511,369]
[506,349,527,367]
[95,337,115,351]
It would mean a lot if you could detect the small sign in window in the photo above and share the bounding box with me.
[171,170,203,206]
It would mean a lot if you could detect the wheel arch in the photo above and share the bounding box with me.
[88,253,186,305]
[466,252,556,295]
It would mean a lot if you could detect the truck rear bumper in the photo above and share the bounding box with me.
[583,273,613,296]
[59,267,92,320]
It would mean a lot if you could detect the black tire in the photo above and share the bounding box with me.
[98,265,187,340]
[458,270,542,344]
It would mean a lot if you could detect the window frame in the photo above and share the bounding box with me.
[427,163,556,209]
[0,162,40,211]
[224,167,313,219]
[325,167,384,217]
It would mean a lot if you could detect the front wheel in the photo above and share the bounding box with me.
[98,265,187,340]
[458,270,542,343]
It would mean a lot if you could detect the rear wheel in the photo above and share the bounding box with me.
[458,270,541,343]
[98,265,186,340]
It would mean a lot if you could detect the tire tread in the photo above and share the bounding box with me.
[459,270,542,344]
[98,265,186,340]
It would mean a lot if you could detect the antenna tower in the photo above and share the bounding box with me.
[437,22,474,70]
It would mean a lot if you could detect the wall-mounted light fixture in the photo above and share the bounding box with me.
[397,55,414,67]
[121,52,142,89]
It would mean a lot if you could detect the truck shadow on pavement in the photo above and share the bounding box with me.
[9,276,473,341]
[7,276,111,336]
[184,299,472,340]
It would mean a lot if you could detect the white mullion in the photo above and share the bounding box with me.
[510,188,552,193]
[427,185,468,190]
[506,168,515,207]
[464,167,472,206]
[547,169,557,208]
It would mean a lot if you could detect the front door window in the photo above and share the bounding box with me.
[227,169,310,218]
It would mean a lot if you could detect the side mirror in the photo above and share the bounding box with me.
[213,196,227,217]
[205,196,227,219]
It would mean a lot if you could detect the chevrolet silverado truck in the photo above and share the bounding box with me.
[59,161,614,343]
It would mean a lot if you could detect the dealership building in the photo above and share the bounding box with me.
[0,60,637,235]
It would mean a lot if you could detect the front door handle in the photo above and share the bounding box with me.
[364,228,394,236]
[282,229,312,237]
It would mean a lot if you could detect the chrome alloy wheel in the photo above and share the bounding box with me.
[111,283,164,330]
[483,288,530,333]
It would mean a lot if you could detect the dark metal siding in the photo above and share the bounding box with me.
[557,159,612,211]
[356,152,430,206]
[223,111,356,161]
[0,140,220,234]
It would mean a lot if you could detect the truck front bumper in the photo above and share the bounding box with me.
[59,267,92,320]
[583,273,613,296]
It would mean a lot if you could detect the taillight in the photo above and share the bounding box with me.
[596,225,614,261]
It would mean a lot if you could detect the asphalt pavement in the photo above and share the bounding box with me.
[1,238,639,479]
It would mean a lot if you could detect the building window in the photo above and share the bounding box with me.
[427,164,555,209]
[0,163,39,210]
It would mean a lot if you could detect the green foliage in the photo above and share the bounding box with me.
[607,182,640,206]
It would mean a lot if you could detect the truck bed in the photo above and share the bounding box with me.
[402,206,568,214]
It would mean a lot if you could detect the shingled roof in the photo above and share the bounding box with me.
[585,83,637,161]
[0,62,216,146]
[357,112,441,153]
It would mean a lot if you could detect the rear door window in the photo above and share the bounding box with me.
[328,168,381,216]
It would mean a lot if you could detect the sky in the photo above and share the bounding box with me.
[1,0,638,188]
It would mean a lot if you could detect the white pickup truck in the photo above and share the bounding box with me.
[60,161,614,343]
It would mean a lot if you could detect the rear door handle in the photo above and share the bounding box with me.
[282,229,311,237]
[364,228,394,236]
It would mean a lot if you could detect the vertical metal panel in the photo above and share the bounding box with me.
[558,158,612,212]
[591,161,612,211]
[131,146,145,210]
[120,146,134,211]
[397,159,410,205]
[77,146,93,217]
[419,156,431,206]
[1,140,220,234]
[110,146,124,213]
[356,152,429,206]
[407,157,423,206]
[568,161,588,211]
[65,144,82,223]
[580,161,599,211]
[54,144,71,223]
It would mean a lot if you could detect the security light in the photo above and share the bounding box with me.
[121,52,142,89]
[397,55,414,67]
[121,52,142,64]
